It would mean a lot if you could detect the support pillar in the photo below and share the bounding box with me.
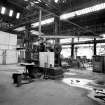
[93,38,97,56]
[54,17,60,44]
[39,9,42,36]
[75,47,78,59]
[54,17,61,67]
[25,24,32,62]
[71,38,74,58]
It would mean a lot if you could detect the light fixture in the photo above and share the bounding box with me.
[41,18,54,25]
[38,0,41,2]
[62,0,66,3]
[32,2,105,28]
[31,22,39,27]
[33,0,40,4]
[60,12,76,20]
[34,1,39,3]
[60,2,105,20]
[54,0,59,3]
[100,34,105,38]
[31,18,54,28]
[9,10,13,17]
[31,30,44,35]
[1,7,6,14]
[14,26,25,31]
[16,12,20,19]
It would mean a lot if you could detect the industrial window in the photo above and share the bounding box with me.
[1,7,6,15]
[9,10,13,17]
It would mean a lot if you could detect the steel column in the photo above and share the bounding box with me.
[71,38,74,58]
[94,38,97,55]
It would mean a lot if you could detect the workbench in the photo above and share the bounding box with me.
[12,63,64,87]
[20,63,39,78]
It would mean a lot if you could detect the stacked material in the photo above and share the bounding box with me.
[0,31,17,64]
[47,67,64,79]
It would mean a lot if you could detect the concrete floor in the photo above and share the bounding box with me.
[0,64,105,105]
